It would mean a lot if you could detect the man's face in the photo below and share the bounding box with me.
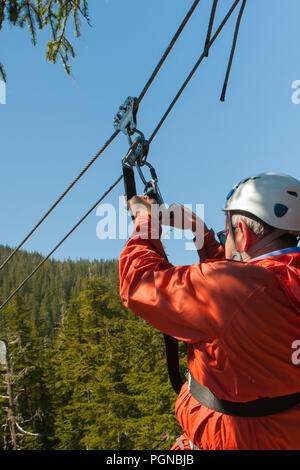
[224,219,232,259]
[223,216,259,260]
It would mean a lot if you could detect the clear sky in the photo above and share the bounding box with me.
[1,0,300,268]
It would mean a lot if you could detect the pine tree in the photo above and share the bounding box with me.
[0,245,185,450]
[0,0,91,81]
[0,295,53,449]
[49,277,183,450]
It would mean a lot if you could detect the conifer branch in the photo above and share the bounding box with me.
[0,0,91,80]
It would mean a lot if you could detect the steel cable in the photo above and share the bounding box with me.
[149,0,241,143]
[0,130,120,272]
[203,0,218,57]
[220,0,247,101]
[0,176,123,311]
[138,0,202,103]
[0,0,242,312]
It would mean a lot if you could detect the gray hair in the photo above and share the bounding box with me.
[231,212,299,246]
[231,214,270,238]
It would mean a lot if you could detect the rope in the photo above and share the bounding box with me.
[0,0,242,312]
[0,0,202,273]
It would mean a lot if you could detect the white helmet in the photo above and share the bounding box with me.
[224,172,300,233]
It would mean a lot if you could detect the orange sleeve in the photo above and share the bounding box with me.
[119,215,249,343]
[195,229,225,262]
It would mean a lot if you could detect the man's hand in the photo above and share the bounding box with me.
[127,195,157,218]
[127,198,208,237]
[161,204,208,234]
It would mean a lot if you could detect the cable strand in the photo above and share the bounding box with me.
[149,0,241,143]
[0,130,120,272]
[220,0,247,102]
[203,0,218,57]
[0,176,123,311]
[138,0,202,103]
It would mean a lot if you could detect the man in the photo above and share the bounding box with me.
[119,172,300,450]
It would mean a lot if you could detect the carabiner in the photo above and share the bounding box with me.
[136,161,165,207]
[116,97,164,206]
[122,134,149,168]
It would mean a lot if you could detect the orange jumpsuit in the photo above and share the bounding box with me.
[119,214,300,450]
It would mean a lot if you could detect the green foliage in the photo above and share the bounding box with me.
[0,244,118,337]
[0,0,91,81]
[0,296,51,449]
[0,246,185,449]
[50,278,182,450]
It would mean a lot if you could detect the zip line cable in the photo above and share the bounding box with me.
[0,130,120,271]
[203,0,218,57]
[0,0,242,312]
[220,0,247,101]
[149,0,240,144]
[137,0,202,104]
[0,176,123,312]
[0,0,202,274]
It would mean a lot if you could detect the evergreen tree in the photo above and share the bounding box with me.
[0,296,46,449]
[49,278,183,450]
[0,0,91,81]
[0,246,185,450]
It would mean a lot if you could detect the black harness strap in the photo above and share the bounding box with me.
[189,372,300,417]
[163,334,184,395]
[122,162,184,395]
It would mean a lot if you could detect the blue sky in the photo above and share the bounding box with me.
[1,0,300,267]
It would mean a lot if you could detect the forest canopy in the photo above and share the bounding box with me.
[0,245,185,450]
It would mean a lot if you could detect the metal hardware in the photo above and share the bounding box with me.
[114,96,139,140]
[121,135,164,206]
[136,161,164,207]
[122,134,149,168]
[116,97,164,206]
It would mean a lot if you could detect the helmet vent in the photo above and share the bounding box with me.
[226,188,235,200]
[274,203,288,218]
[287,190,298,198]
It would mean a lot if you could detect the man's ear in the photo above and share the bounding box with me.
[235,220,256,252]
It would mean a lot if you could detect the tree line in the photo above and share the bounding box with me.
[0,245,184,450]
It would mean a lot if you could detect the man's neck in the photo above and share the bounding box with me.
[246,241,296,261]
